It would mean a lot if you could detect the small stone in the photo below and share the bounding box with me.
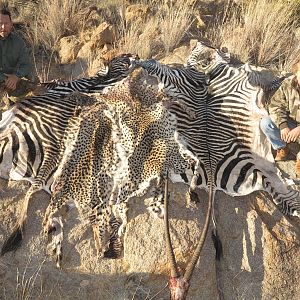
[80,280,90,288]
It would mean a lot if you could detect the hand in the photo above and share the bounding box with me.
[280,127,290,143]
[286,126,300,143]
[4,73,20,91]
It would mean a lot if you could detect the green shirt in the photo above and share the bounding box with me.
[0,31,32,83]
[268,75,300,130]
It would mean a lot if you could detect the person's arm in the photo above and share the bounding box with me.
[0,72,6,83]
[268,83,289,130]
[268,82,291,142]
[15,37,32,79]
[287,126,300,142]
[4,73,20,90]
[3,36,33,91]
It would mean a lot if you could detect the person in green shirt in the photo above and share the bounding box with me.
[0,4,36,109]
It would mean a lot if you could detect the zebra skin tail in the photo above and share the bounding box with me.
[211,228,223,261]
[1,225,23,255]
[1,186,35,255]
[211,185,223,261]
[104,217,124,259]
[210,185,225,300]
[104,238,124,259]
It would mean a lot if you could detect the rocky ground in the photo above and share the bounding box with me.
[1,48,300,300]
[1,2,300,298]
[0,173,299,300]
[276,143,300,182]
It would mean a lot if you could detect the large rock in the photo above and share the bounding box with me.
[0,178,299,299]
[77,22,116,58]
[58,35,83,64]
[71,22,117,77]
[90,22,116,46]
[161,40,198,64]
[125,4,152,26]
[161,45,192,64]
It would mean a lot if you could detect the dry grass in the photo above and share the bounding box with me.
[26,0,90,52]
[158,1,195,54]
[0,258,46,300]
[12,0,300,72]
[207,0,300,70]
[19,0,96,81]
[118,0,195,58]
[119,17,160,59]
[15,259,46,300]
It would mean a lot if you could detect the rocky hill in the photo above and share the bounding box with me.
[1,1,300,299]
[1,178,300,299]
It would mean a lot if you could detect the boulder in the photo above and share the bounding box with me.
[161,44,193,64]
[90,22,116,46]
[71,22,117,77]
[0,179,299,299]
[77,22,117,60]
[58,35,83,64]
[125,4,151,26]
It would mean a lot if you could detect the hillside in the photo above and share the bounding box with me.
[1,1,300,299]
[1,179,299,299]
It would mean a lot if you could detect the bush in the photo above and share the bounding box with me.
[207,0,300,70]
[27,0,91,52]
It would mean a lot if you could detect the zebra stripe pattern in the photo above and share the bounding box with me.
[188,42,300,216]
[137,45,300,217]
[42,54,137,95]
[0,54,138,256]
[0,54,137,189]
[0,93,94,190]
